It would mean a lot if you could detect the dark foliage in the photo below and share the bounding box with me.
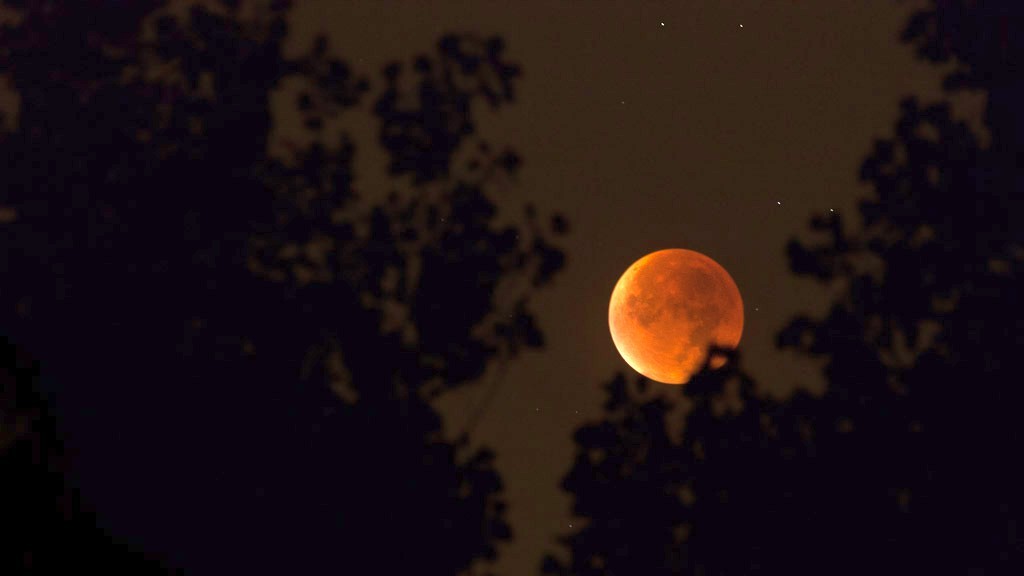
[1,336,178,573]
[546,2,1023,574]
[0,0,566,574]
[544,354,829,576]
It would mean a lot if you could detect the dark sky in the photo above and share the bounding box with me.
[275,2,983,573]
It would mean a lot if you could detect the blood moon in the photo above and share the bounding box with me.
[608,249,743,384]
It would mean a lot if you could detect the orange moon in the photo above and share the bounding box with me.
[608,249,744,384]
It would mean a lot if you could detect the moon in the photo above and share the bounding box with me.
[608,249,744,385]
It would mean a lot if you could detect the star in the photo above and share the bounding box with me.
[777,201,782,205]
[660,22,665,27]
[740,24,744,28]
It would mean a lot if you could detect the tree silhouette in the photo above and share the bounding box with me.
[544,354,831,576]
[774,2,1023,570]
[546,2,1022,574]
[1,336,178,573]
[1,0,565,573]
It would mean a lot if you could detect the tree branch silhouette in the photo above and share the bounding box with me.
[0,1,567,573]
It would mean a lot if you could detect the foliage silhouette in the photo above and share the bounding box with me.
[544,353,830,575]
[0,0,566,574]
[2,336,179,573]
[545,2,1022,574]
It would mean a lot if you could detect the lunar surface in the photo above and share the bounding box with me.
[608,249,744,384]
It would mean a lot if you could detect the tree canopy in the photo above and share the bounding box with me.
[1,1,566,573]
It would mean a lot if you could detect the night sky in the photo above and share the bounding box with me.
[282,2,982,573]
[2,1,1013,574]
